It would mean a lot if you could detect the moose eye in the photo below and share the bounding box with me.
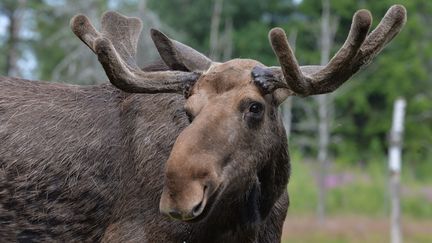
[244,101,264,128]
[249,103,263,114]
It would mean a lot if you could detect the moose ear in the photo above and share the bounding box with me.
[150,29,213,73]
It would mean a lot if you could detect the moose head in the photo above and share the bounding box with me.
[71,5,406,222]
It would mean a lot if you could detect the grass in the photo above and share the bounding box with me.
[283,153,432,242]
[287,152,432,218]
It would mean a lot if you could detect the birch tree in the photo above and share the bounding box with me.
[316,0,338,224]
[1,0,27,76]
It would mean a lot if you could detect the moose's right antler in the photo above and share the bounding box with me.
[70,11,199,93]
[269,5,407,97]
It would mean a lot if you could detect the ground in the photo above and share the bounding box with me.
[281,214,432,243]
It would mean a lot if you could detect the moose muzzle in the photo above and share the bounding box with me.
[159,178,212,221]
[159,146,221,221]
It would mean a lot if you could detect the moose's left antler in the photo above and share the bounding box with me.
[70,12,199,93]
[269,5,407,97]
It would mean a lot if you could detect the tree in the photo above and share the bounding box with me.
[1,0,27,76]
[316,0,338,224]
[32,1,109,84]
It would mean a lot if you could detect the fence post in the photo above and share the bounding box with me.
[389,98,406,243]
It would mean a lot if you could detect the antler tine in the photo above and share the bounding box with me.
[269,7,372,96]
[308,9,372,93]
[356,5,406,66]
[270,5,406,96]
[100,12,142,69]
[309,5,406,94]
[269,28,310,95]
[70,14,100,53]
[71,11,199,93]
[150,29,213,72]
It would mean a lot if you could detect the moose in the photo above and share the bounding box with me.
[0,5,406,243]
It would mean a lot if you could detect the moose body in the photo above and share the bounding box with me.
[0,5,405,243]
[0,76,182,241]
[0,75,288,242]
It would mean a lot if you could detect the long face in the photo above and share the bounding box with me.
[159,59,287,221]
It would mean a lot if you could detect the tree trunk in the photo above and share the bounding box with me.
[316,0,333,224]
[5,0,26,76]
[222,17,233,61]
[209,0,224,60]
[389,98,406,243]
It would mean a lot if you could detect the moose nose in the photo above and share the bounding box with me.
[159,183,209,221]
[191,199,205,217]
[165,199,205,220]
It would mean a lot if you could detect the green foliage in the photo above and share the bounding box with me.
[32,0,109,82]
[33,12,70,80]
[289,156,432,218]
[287,152,318,214]
[147,0,214,53]
[0,42,4,73]
[147,0,293,60]
[233,21,277,66]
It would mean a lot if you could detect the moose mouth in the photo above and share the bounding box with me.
[160,182,222,223]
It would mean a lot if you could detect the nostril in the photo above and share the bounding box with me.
[168,209,182,220]
[192,201,203,216]
[192,185,208,217]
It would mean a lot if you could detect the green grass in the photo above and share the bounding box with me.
[283,154,432,242]
[287,152,432,219]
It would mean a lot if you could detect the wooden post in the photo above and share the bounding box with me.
[389,98,406,243]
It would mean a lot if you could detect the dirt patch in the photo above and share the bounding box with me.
[282,215,432,243]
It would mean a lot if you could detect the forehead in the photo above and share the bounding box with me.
[193,59,265,95]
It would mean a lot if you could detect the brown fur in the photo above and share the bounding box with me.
[0,59,289,243]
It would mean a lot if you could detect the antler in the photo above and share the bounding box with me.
[150,29,213,72]
[269,5,407,96]
[70,11,199,93]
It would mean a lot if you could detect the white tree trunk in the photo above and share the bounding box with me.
[389,98,406,243]
[316,0,335,224]
[282,98,293,140]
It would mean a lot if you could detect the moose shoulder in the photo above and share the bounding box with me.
[0,77,187,241]
[0,5,406,243]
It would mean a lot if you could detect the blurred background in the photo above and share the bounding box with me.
[0,0,431,242]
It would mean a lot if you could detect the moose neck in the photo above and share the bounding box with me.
[108,91,189,215]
